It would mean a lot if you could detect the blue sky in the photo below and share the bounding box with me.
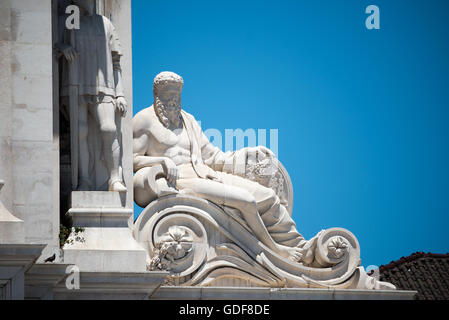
[131,0,449,267]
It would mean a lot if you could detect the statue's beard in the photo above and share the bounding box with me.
[154,97,182,128]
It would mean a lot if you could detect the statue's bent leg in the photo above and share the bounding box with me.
[176,177,304,261]
[218,172,305,248]
[77,102,90,190]
[94,102,125,191]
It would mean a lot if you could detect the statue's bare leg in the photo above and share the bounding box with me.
[77,102,90,191]
[94,102,126,192]
[176,177,304,262]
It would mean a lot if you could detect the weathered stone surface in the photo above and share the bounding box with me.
[70,191,124,209]
[12,75,53,111]
[0,0,59,262]
[12,43,52,77]
[9,10,51,44]
[63,191,147,272]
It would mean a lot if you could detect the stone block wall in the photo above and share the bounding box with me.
[0,0,59,259]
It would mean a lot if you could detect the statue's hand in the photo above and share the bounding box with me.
[60,45,78,63]
[162,158,179,187]
[247,146,276,161]
[116,97,127,118]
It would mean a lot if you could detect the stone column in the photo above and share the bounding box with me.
[0,0,56,299]
[0,0,60,262]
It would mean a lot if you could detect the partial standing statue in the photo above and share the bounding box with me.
[58,0,127,192]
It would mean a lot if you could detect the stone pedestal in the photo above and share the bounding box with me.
[62,191,147,272]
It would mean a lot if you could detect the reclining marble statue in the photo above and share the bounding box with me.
[132,71,395,289]
[58,0,127,192]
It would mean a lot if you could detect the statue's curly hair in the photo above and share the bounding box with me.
[153,71,184,97]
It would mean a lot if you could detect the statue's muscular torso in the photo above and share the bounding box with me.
[134,106,192,167]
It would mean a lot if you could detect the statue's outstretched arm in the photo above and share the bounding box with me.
[198,126,275,174]
[199,130,240,173]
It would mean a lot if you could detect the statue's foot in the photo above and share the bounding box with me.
[300,245,315,265]
[109,180,127,193]
[299,234,322,265]
[276,244,304,262]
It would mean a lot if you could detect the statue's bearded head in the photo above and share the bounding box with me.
[153,72,184,128]
[73,0,95,16]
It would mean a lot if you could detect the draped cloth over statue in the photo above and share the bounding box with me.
[60,14,125,190]
[177,110,304,248]
[61,14,123,98]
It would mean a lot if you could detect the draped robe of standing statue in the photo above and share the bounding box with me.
[60,13,124,190]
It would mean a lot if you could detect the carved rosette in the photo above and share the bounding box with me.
[327,236,349,259]
[149,226,193,271]
[313,228,360,269]
[143,209,208,278]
